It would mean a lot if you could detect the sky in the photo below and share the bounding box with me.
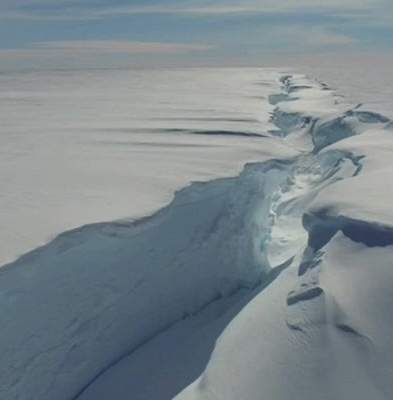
[0,0,392,70]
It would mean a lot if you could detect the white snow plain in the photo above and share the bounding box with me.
[1,67,393,400]
[0,68,292,265]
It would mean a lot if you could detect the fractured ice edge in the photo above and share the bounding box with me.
[2,73,393,400]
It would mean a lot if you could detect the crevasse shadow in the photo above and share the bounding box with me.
[76,260,290,400]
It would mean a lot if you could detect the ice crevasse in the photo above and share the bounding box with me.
[1,72,393,400]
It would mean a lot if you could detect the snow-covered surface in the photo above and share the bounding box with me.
[171,75,393,400]
[309,129,393,227]
[0,67,292,265]
[1,66,393,400]
[296,54,393,119]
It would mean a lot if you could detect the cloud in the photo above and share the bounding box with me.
[0,40,213,69]
[0,0,390,70]
[0,0,382,20]
[281,27,357,47]
[31,40,213,54]
[98,0,378,17]
[0,40,214,71]
[228,25,357,54]
[0,40,212,57]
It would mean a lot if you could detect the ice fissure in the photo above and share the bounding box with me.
[2,73,392,400]
[80,75,391,399]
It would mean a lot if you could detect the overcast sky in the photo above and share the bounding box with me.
[0,0,392,70]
